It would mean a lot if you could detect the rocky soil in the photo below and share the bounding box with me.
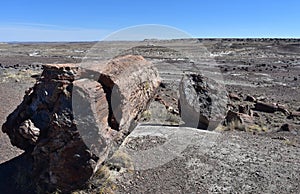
[0,39,299,193]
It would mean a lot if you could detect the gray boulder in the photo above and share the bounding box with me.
[179,74,228,130]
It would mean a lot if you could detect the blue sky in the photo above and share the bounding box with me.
[0,0,299,41]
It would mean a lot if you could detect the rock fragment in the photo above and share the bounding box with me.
[279,123,291,132]
[253,101,290,115]
[254,101,278,113]
[225,110,254,131]
[179,73,228,130]
[289,111,300,118]
[229,93,241,101]
[245,95,256,102]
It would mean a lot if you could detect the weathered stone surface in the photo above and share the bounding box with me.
[254,101,278,113]
[179,73,228,130]
[290,111,300,118]
[254,101,290,115]
[229,93,241,101]
[277,104,290,115]
[279,123,291,132]
[2,55,160,192]
[245,95,256,102]
[225,110,254,130]
[225,110,243,124]
[97,55,161,142]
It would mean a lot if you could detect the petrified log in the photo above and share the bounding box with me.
[178,73,228,130]
[254,101,289,115]
[2,55,160,192]
[254,101,278,113]
[96,55,161,143]
[289,111,300,118]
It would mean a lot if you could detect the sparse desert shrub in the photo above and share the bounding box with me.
[227,119,246,131]
[246,124,268,132]
[284,139,297,147]
[141,110,152,121]
[166,113,181,124]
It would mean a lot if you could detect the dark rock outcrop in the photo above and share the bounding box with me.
[178,73,228,130]
[2,55,160,192]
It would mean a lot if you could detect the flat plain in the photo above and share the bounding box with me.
[0,39,299,193]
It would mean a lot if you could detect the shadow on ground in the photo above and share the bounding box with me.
[0,153,35,194]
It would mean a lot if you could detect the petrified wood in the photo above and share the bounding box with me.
[2,55,160,192]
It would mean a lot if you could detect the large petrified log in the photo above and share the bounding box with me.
[2,55,160,192]
[179,73,228,130]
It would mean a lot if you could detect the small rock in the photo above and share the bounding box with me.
[279,123,290,132]
[256,96,267,101]
[229,93,241,101]
[238,104,250,114]
[224,110,254,131]
[253,112,260,117]
[13,64,20,69]
[245,95,256,102]
[225,110,243,124]
[160,82,166,88]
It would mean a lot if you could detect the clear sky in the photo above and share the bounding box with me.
[0,0,299,41]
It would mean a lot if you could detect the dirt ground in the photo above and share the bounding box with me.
[0,39,299,193]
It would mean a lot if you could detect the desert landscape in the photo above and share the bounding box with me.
[0,39,299,193]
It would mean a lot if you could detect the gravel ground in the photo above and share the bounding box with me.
[0,40,299,193]
[112,126,300,194]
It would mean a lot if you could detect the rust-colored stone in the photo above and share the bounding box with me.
[2,55,160,192]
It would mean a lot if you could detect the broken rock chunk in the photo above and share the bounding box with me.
[179,73,228,130]
[229,93,241,101]
[245,95,256,102]
[254,101,290,115]
[254,101,278,113]
[279,123,291,132]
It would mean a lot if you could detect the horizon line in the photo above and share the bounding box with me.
[1,37,300,43]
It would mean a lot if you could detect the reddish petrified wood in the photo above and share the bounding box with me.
[2,55,160,192]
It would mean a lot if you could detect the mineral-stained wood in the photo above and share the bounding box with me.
[97,55,161,142]
[179,73,228,130]
[2,55,160,192]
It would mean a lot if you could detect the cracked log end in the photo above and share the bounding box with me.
[2,55,160,193]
